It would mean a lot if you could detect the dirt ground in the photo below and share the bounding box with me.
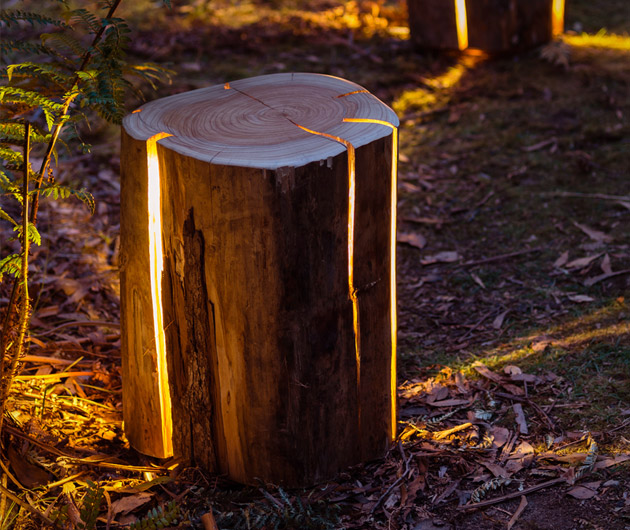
[1,0,629,528]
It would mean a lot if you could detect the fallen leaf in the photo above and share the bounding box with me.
[584,269,630,287]
[573,222,613,243]
[505,442,535,474]
[565,254,601,269]
[567,482,601,500]
[553,251,569,268]
[421,251,459,265]
[110,493,153,516]
[470,272,486,289]
[7,445,51,489]
[479,460,511,478]
[567,294,594,303]
[472,362,503,383]
[399,181,422,193]
[593,454,630,470]
[513,403,528,434]
[502,383,525,396]
[618,201,630,211]
[426,383,449,403]
[490,427,510,450]
[492,310,509,329]
[507,495,528,530]
[510,373,541,383]
[601,254,613,275]
[398,232,427,250]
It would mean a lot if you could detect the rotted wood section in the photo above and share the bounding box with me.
[120,73,399,486]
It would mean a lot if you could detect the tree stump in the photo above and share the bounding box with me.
[408,0,565,53]
[120,73,399,486]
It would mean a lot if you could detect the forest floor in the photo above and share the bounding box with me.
[1,0,629,528]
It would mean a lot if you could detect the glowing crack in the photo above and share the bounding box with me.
[146,131,174,457]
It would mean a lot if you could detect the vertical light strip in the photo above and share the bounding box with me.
[146,131,174,457]
[343,118,398,440]
[454,0,469,50]
[552,0,565,36]
[292,124,361,389]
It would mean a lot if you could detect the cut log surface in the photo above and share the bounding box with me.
[120,73,399,486]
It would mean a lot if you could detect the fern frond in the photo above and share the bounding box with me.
[0,10,68,28]
[7,62,73,88]
[0,254,22,281]
[129,501,179,530]
[39,184,95,214]
[470,477,513,504]
[0,207,18,227]
[79,480,104,529]
[41,32,85,58]
[11,223,41,246]
[0,87,63,130]
[0,146,23,168]
[0,41,54,60]
[0,122,51,145]
[70,8,101,33]
[125,63,174,90]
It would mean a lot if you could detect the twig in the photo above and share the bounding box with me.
[14,371,94,381]
[542,191,630,202]
[458,478,565,510]
[493,391,556,431]
[433,422,473,440]
[458,247,543,268]
[370,442,413,515]
[34,320,120,337]
[0,482,54,526]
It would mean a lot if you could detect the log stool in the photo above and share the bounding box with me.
[120,73,399,486]
[408,0,565,53]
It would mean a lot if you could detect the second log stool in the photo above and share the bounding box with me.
[120,73,399,486]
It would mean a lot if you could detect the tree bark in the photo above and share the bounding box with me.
[120,73,399,486]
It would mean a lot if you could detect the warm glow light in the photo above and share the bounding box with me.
[344,118,398,440]
[146,132,174,457]
[563,31,630,50]
[552,0,565,36]
[454,0,469,50]
[293,124,361,393]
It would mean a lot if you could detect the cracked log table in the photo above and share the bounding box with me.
[120,73,399,486]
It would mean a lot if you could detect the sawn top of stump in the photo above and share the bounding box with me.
[123,73,399,170]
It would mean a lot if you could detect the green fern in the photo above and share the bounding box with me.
[78,480,104,530]
[70,8,101,33]
[39,183,95,214]
[0,10,68,28]
[129,501,179,530]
